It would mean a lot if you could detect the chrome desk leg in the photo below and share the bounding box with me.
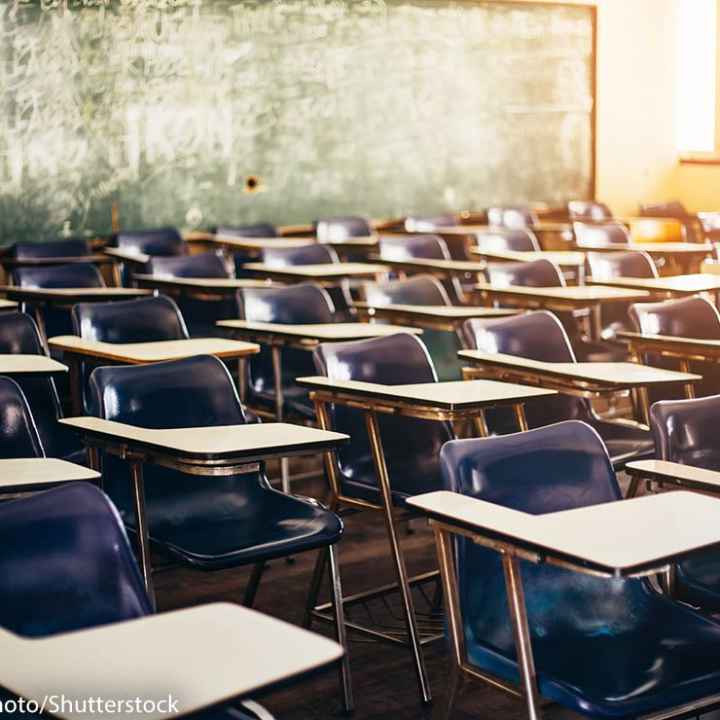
[365,409,431,704]
[271,345,290,494]
[129,460,155,610]
[328,543,354,713]
[503,554,541,720]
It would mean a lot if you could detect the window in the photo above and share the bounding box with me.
[676,0,718,154]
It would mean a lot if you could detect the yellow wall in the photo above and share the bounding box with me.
[594,0,679,215]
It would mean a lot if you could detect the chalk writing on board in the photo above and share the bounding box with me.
[0,0,593,242]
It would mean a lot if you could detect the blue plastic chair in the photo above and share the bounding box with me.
[11,238,90,259]
[0,376,44,458]
[573,221,630,247]
[487,206,538,229]
[567,200,613,222]
[439,420,720,720]
[0,482,272,719]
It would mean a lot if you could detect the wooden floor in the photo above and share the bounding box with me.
[154,465,580,720]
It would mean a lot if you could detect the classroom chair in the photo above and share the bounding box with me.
[9,238,91,259]
[13,262,105,339]
[0,376,44,458]
[314,216,372,243]
[0,312,82,461]
[462,311,654,468]
[404,214,459,232]
[146,251,235,336]
[486,206,539,229]
[585,250,658,341]
[573,221,631,247]
[473,228,541,252]
[310,333,454,703]
[0,482,275,719]
[213,223,279,275]
[436,420,720,720]
[484,258,626,362]
[649,394,720,610]
[236,283,335,420]
[567,200,613,222]
[87,355,351,711]
[261,244,352,318]
[363,274,461,381]
[629,296,720,398]
[639,201,703,243]
[114,227,184,285]
[377,234,465,303]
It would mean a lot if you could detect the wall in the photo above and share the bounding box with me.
[594,0,679,215]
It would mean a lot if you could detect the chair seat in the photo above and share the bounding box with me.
[677,551,720,611]
[588,419,655,468]
[248,383,315,420]
[572,339,628,363]
[145,487,342,570]
[467,582,720,719]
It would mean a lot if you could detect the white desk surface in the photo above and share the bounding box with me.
[474,283,649,302]
[627,460,720,492]
[60,418,348,460]
[243,262,388,278]
[2,287,150,301]
[0,458,99,488]
[458,351,702,387]
[579,242,713,255]
[217,320,422,340]
[48,336,259,362]
[471,248,586,267]
[378,257,487,273]
[408,490,720,576]
[103,247,151,265]
[133,275,272,290]
[0,299,17,310]
[0,603,342,720]
[0,355,67,375]
[354,303,516,319]
[587,273,720,293]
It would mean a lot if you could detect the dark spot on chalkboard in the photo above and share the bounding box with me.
[245,176,261,193]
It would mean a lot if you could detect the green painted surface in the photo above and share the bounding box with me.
[0,1,594,243]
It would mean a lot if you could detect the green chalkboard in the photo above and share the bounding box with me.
[0,0,595,243]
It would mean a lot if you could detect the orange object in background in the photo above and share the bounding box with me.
[628,217,685,244]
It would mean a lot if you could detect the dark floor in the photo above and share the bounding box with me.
[153,464,580,720]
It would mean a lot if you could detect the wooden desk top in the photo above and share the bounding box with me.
[458,351,702,389]
[627,459,720,493]
[242,262,388,280]
[217,320,422,344]
[0,458,99,491]
[133,275,273,291]
[60,418,348,462]
[471,248,586,267]
[0,603,342,720]
[578,242,713,255]
[407,490,720,576]
[48,336,260,363]
[103,247,150,265]
[377,257,487,275]
[297,376,555,412]
[473,283,649,304]
[587,273,720,295]
[2,287,151,303]
[617,332,720,359]
[0,355,68,376]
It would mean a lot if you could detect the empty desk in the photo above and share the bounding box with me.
[587,273,720,301]
[354,303,516,331]
[241,262,388,284]
[0,457,99,492]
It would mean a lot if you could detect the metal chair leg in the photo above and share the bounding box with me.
[243,561,266,608]
[303,546,329,628]
[327,543,354,714]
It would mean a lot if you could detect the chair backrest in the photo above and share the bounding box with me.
[487,206,538,229]
[147,251,231,279]
[261,244,339,267]
[567,200,613,222]
[586,251,658,281]
[629,296,720,339]
[650,394,720,470]
[404,214,458,232]
[378,234,450,261]
[639,201,689,218]
[0,376,44,458]
[0,483,150,637]
[13,263,105,289]
[237,283,335,324]
[463,312,589,430]
[573,221,630,247]
[214,223,278,238]
[439,421,648,688]
[315,216,372,242]
[72,296,189,343]
[485,259,564,288]
[363,275,450,306]
[314,334,452,501]
[0,313,76,459]
[115,227,184,256]
[474,229,540,253]
[11,239,90,259]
